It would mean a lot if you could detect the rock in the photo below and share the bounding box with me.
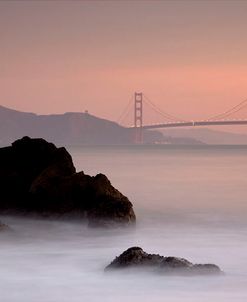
[105,247,222,275]
[86,174,136,227]
[0,221,9,231]
[29,171,136,226]
[0,137,136,226]
[0,136,75,210]
[191,263,222,275]
[159,256,193,271]
[105,247,164,269]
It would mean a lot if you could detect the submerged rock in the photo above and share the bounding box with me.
[0,137,136,227]
[105,247,222,275]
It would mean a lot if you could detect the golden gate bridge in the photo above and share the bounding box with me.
[117,92,247,143]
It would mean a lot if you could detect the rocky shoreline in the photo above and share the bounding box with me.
[0,137,135,227]
[0,137,222,276]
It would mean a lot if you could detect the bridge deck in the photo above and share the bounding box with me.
[129,120,247,130]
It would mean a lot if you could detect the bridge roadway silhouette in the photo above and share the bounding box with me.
[131,119,247,130]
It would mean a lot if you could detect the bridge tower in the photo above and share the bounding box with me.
[134,92,143,144]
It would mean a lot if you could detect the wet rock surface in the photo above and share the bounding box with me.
[105,247,222,275]
[0,136,136,227]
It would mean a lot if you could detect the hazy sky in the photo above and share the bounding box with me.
[1,0,247,126]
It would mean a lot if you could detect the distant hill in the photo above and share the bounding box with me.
[0,105,166,146]
[162,128,247,145]
[0,105,212,146]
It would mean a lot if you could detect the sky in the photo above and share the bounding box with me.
[1,0,247,129]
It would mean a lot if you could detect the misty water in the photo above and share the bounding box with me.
[1,145,247,301]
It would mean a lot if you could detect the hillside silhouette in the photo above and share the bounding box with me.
[0,105,166,146]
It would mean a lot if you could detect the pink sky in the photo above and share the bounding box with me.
[1,0,247,132]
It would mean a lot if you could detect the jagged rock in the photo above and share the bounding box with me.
[105,247,222,275]
[29,171,136,226]
[0,137,136,226]
[105,247,164,269]
[0,136,75,209]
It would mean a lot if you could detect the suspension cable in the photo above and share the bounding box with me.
[208,98,247,120]
[143,94,187,122]
[117,95,133,125]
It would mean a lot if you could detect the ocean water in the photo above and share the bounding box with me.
[1,145,247,301]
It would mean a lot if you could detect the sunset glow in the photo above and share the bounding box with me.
[1,0,247,124]
[2,2,247,302]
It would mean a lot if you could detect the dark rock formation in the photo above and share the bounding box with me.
[0,136,136,226]
[105,247,222,275]
[106,247,164,269]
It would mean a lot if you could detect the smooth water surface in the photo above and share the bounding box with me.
[1,145,247,301]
